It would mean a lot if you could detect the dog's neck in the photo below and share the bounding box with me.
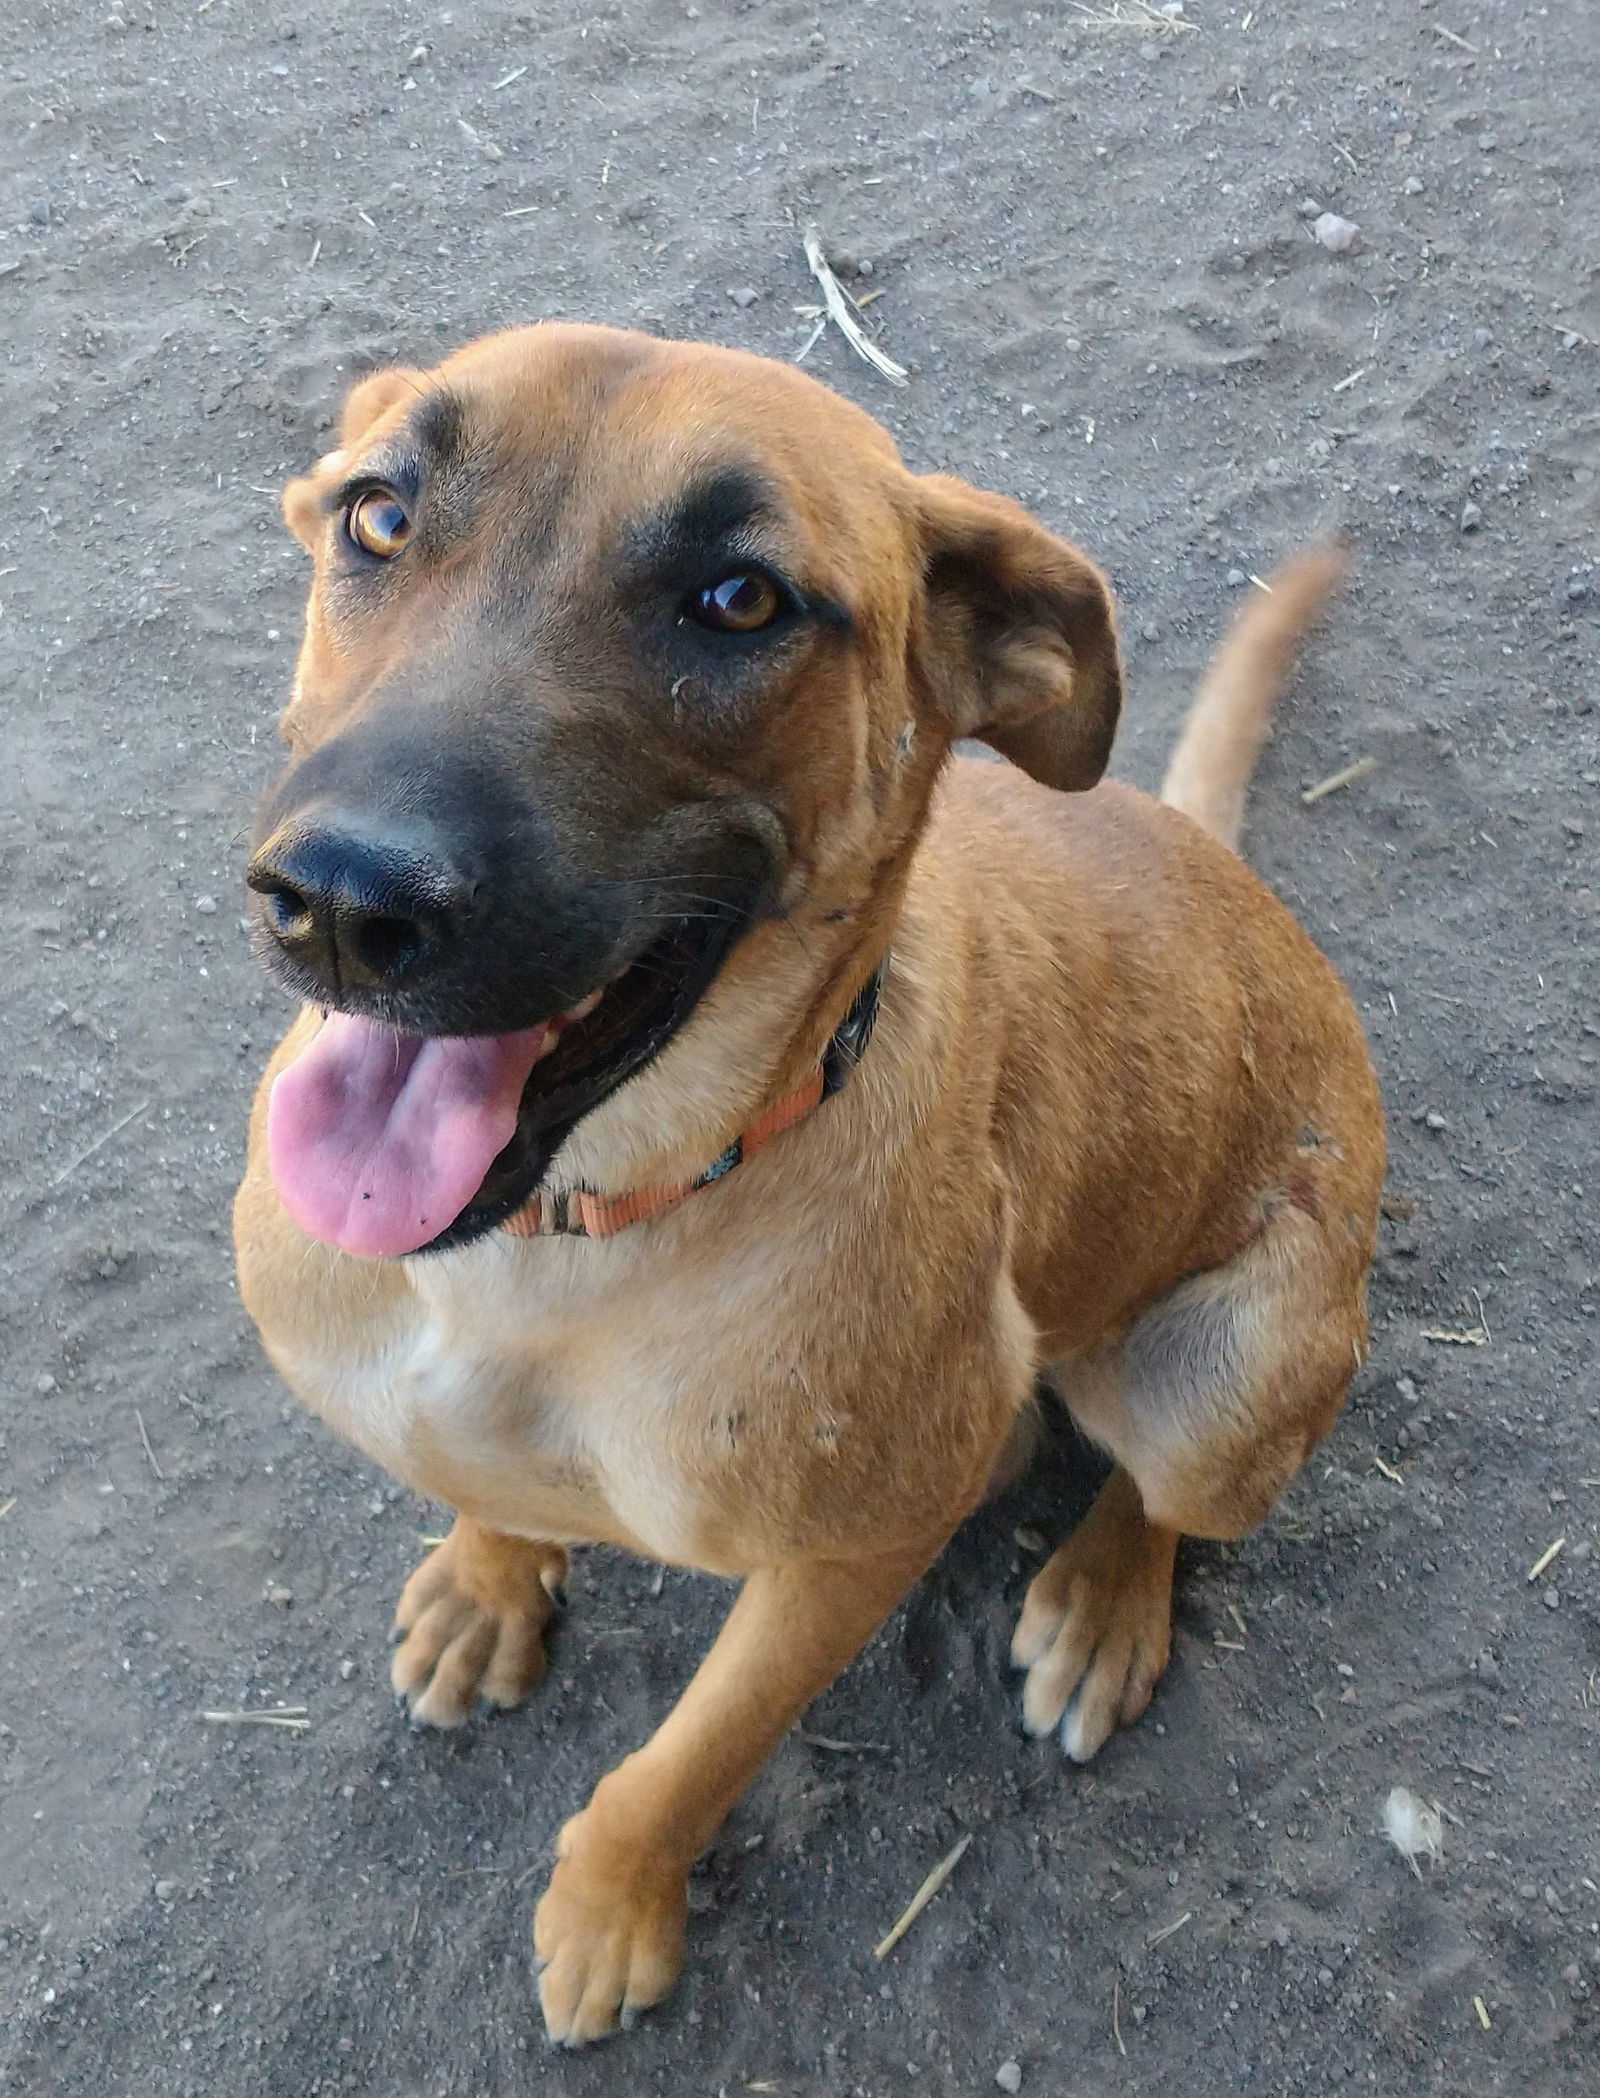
[503,959,887,1238]
[546,909,896,1198]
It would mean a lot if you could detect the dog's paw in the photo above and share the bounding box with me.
[390,1523,567,1728]
[533,1812,687,2046]
[1009,1479,1175,1763]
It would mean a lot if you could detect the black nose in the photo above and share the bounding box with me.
[247,819,476,996]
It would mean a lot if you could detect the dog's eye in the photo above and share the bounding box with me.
[345,490,412,559]
[689,571,784,634]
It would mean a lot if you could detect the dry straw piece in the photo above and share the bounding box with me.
[873,1833,972,1958]
[201,1706,310,1732]
[801,228,908,388]
[1072,1,1196,34]
[1301,756,1377,805]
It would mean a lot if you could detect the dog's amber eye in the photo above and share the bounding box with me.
[691,571,783,633]
[345,489,412,559]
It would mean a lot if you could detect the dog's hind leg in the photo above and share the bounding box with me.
[1011,1462,1179,1761]
[1014,1206,1371,1760]
[390,1515,569,1728]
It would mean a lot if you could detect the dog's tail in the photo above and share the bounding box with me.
[1159,544,1350,852]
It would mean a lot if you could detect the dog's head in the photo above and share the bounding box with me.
[249,325,1121,1256]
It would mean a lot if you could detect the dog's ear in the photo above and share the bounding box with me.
[912,474,1122,792]
[335,364,427,447]
[282,366,428,550]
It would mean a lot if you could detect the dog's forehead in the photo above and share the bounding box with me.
[428,324,906,539]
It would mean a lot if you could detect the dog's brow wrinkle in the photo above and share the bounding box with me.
[627,463,778,569]
[408,387,467,468]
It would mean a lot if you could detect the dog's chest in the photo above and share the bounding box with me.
[283,1237,707,1561]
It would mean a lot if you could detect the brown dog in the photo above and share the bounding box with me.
[233,324,1383,2044]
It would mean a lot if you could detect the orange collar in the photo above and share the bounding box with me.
[500,959,886,1242]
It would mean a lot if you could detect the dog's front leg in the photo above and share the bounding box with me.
[390,1515,569,1728]
[534,1540,941,2045]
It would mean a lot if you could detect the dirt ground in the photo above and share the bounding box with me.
[2,1,1597,2092]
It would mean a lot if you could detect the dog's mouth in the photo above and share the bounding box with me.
[266,909,749,1259]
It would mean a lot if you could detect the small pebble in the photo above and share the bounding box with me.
[1424,1110,1448,1131]
[36,1373,57,1394]
[1459,501,1483,532]
[154,1880,177,1901]
[1403,175,1426,195]
[1141,620,1161,642]
[339,1658,356,1680]
[1475,1650,1501,1687]
[1517,1881,1538,1902]
[1542,1587,1560,1609]
[1478,133,1498,152]
[1473,328,1495,348]
[1297,196,1324,218]
[726,286,759,309]
[194,894,218,915]
[995,2064,1023,2095]
[264,1582,294,1607]
[1226,568,1247,587]
[1566,578,1590,602]
[1312,212,1361,254]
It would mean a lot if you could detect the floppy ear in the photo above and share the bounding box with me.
[912,474,1123,792]
[336,364,427,447]
[281,365,427,550]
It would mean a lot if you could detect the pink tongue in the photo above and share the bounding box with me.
[268,1013,555,1258]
